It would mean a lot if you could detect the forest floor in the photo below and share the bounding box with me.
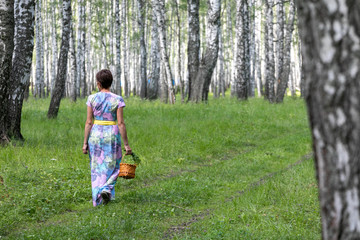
[0,95,321,239]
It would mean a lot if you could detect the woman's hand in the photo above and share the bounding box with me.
[82,143,89,154]
[124,144,132,155]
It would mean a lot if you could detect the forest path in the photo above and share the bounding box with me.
[162,152,313,239]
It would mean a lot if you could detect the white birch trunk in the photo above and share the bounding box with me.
[115,0,122,95]
[7,0,35,140]
[264,0,275,102]
[152,0,175,104]
[297,1,360,238]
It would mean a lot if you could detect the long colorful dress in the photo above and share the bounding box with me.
[86,92,125,206]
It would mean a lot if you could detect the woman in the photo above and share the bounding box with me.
[82,69,132,206]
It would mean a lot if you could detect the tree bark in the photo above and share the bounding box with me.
[47,0,71,118]
[187,0,200,101]
[190,0,221,102]
[35,0,44,98]
[0,0,14,144]
[148,4,160,100]
[122,0,129,97]
[174,0,184,103]
[297,1,360,238]
[77,0,86,98]
[51,0,58,96]
[235,0,250,100]
[275,0,295,103]
[137,0,147,99]
[115,0,122,96]
[264,0,275,102]
[7,0,35,140]
[70,20,77,102]
[152,0,175,104]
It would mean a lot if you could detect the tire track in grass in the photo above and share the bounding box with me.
[123,130,304,191]
[162,152,313,239]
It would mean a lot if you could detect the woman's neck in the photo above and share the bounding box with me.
[100,89,111,93]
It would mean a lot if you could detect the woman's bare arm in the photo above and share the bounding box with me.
[117,107,132,155]
[83,106,93,154]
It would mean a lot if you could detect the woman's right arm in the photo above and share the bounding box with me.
[117,107,132,155]
[83,106,93,154]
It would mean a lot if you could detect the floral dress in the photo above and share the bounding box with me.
[86,92,125,206]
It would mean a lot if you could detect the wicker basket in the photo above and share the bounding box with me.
[119,152,140,179]
[119,163,137,179]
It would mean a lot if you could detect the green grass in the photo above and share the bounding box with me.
[0,96,320,239]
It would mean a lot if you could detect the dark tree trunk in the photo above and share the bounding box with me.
[264,0,275,102]
[148,4,160,100]
[47,0,72,118]
[187,0,200,101]
[7,0,35,140]
[137,0,147,99]
[0,0,14,144]
[275,0,295,103]
[297,0,360,238]
[190,0,221,102]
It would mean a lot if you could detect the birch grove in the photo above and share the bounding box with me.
[0,0,303,106]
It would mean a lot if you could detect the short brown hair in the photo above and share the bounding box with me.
[96,69,113,89]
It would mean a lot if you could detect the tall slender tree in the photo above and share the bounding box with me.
[50,0,58,95]
[152,0,175,104]
[115,0,122,95]
[174,0,184,102]
[187,0,200,101]
[264,0,275,102]
[47,0,72,118]
[35,0,45,98]
[275,0,295,103]
[0,0,14,144]
[7,0,35,140]
[122,0,129,97]
[148,4,160,100]
[70,19,77,102]
[190,0,221,102]
[77,0,86,98]
[137,0,147,99]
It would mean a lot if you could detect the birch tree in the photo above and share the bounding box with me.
[264,0,275,102]
[0,0,14,144]
[187,0,200,101]
[275,0,284,84]
[115,0,122,95]
[174,0,184,102]
[190,0,221,102]
[47,0,72,118]
[275,0,295,103]
[50,0,58,95]
[137,0,147,99]
[122,0,129,97]
[148,4,160,100]
[152,0,175,104]
[297,1,360,238]
[35,0,45,98]
[235,0,250,100]
[70,20,77,102]
[77,0,86,98]
[7,0,35,140]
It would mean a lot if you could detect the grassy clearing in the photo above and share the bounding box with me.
[0,96,320,239]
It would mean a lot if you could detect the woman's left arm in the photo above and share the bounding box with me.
[83,106,93,154]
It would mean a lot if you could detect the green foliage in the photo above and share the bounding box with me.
[0,96,320,239]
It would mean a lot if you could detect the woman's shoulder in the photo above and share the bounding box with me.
[108,92,124,101]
